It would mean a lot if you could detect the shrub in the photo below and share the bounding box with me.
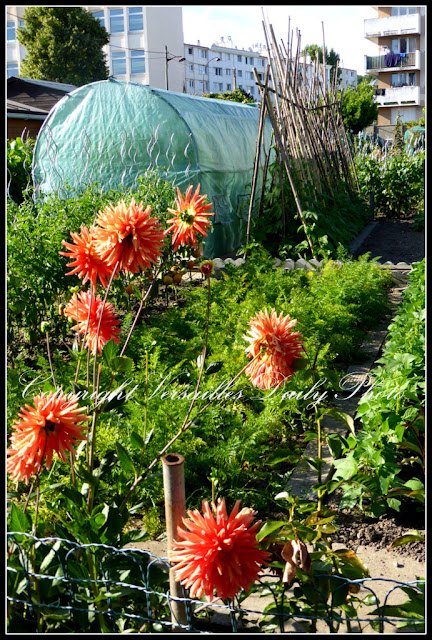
[7,136,35,204]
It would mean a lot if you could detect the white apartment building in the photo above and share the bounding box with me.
[7,6,185,93]
[183,41,268,99]
[183,40,357,100]
[364,6,426,124]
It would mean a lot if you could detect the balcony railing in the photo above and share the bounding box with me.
[364,13,421,38]
[374,85,421,107]
[366,51,419,71]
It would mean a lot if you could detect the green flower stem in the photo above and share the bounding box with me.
[315,406,324,512]
[119,253,170,358]
[138,350,149,472]
[87,362,102,512]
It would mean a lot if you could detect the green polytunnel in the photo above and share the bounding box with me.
[33,79,273,257]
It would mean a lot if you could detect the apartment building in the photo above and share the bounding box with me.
[182,40,356,100]
[364,6,426,124]
[7,6,185,93]
[183,41,268,99]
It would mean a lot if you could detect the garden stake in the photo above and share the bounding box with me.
[245,65,269,251]
[162,453,188,631]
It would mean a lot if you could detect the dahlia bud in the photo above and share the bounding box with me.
[200,260,214,277]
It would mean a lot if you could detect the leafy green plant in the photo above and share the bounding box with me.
[329,260,425,517]
[251,152,370,259]
[7,137,35,205]
[355,142,425,218]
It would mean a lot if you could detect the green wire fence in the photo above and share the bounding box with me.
[7,532,425,634]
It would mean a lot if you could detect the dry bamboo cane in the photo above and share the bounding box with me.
[268,24,315,209]
[317,77,354,194]
[256,128,273,219]
[263,90,315,257]
[245,66,270,249]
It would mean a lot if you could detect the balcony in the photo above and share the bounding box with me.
[364,13,421,42]
[374,85,421,108]
[366,50,420,72]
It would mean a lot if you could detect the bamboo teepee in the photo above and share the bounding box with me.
[246,15,359,257]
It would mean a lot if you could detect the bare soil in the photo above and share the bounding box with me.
[352,215,425,264]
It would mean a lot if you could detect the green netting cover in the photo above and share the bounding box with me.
[33,79,272,257]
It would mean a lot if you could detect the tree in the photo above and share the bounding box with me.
[303,44,341,86]
[340,78,378,135]
[203,87,255,104]
[17,7,109,86]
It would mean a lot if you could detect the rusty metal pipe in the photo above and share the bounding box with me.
[162,453,187,631]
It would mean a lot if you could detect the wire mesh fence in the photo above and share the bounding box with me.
[7,532,425,634]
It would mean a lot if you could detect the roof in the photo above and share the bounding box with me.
[7,76,78,93]
[7,76,77,116]
[7,98,49,116]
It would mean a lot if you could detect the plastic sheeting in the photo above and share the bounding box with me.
[33,79,273,257]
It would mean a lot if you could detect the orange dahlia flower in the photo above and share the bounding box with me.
[7,390,89,485]
[64,291,121,354]
[244,309,303,390]
[92,199,165,274]
[166,184,214,252]
[170,498,270,602]
[59,225,116,290]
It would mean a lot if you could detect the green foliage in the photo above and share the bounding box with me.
[393,113,405,154]
[331,260,425,516]
[17,7,109,86]
[7,137,35,205]
[302,44,341,85]
[355,146,425,218]
[341,80,378,135]
[252,152,370,259]
[203,87,256,103]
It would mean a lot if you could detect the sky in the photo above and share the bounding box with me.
[181,5,380,75]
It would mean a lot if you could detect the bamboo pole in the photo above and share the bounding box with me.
[263,89,315,257]
[245,65,270,249]
[162,453,188,632]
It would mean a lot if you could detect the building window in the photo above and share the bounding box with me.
[188,63,194,72]
[198,65,205,74]
[189,79,194,88]
[391,6,416,16]
[225,68,231,76]
[237,70,243,78]
[109,8,124,34]
[237,55,242,62]
[226,53,231,61]
[226,83,232,91]
[92,10,105,28]
[188,47,193,55]
[391,71,416,87]
[7,62,19,78]
[214,82,223,91]
[130,49,145,74]
[198,49,207,59]
[392,37,416,54]
[128,6,143,31]
[247,86,254,95]
[215,67,222,76]
[112,50,126,75]
[7,21,16,43]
